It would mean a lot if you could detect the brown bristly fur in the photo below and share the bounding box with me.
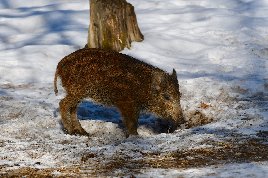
[54,48,184,137]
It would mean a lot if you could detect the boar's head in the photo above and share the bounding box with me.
[149,69,184,132]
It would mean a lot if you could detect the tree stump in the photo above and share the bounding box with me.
[87,0,144,52]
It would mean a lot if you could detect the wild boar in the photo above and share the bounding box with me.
[54,48,184,137]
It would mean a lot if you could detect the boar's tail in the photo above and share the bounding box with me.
[54,69,59,96]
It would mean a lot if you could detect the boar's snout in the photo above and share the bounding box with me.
[168,115,185,132]
[170,104,185,124]
[158,117,178,133]
[158,113,185,133]
[174,111,186,125]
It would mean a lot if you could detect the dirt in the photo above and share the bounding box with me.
[1,138,267,177]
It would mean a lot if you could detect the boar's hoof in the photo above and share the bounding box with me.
[65,128,89,136]
[125,131,138,138]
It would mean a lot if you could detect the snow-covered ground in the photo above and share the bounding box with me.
[0,0,267,177]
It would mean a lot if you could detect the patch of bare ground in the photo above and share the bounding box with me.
[142,139,268,169]
[0,167,84,178]
[1,138,267,177]
[184,109,213,128]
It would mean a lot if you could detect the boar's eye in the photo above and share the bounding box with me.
[162,93,171,100]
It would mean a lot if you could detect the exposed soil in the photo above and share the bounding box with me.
[1,138,267,177]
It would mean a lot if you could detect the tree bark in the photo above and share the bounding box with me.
[87,0,144,52]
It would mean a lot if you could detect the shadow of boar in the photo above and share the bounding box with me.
[54,48,184,137]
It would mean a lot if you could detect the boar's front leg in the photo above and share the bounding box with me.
[117,102,139,137]
[59,95,88,136]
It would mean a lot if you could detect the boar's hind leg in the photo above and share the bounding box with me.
[70,105,88,136]
[59,95,88,136]
[59,97,71,134]
[118,103,139,137]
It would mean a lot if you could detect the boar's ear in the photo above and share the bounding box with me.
[171,69,177,80]
[152,71,164,92]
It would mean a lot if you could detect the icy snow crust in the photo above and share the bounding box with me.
[0,0,267,177]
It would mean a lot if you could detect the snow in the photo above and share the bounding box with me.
[0,0,267,177]
[138,162,268,178]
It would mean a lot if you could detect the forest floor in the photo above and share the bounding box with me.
[0,0,268,177]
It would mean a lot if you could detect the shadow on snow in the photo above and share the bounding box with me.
[77,100,174,134]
